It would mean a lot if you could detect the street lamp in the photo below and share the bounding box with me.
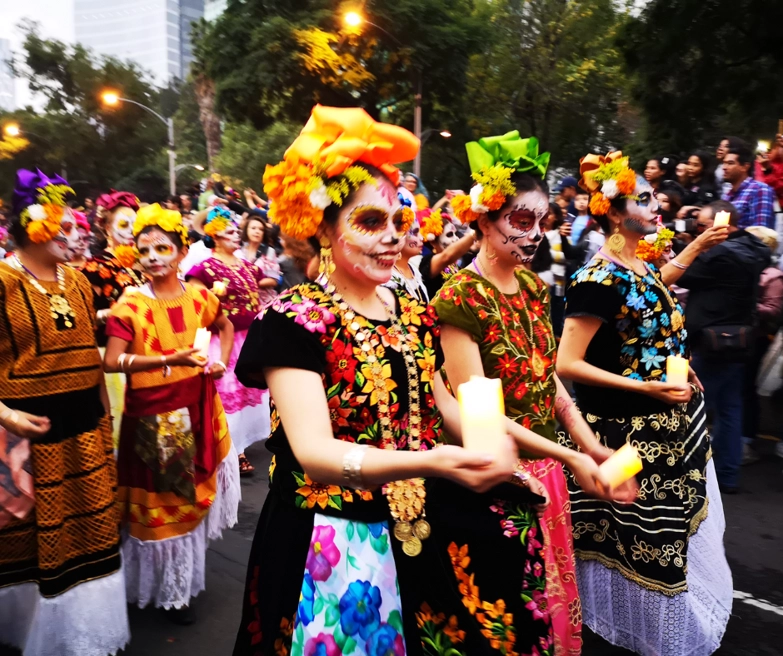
[3,123,66,177]
[3,123,20,138]
[343,11,424,177]
[101,90,177,195]
[421,128,452,143]
[174,163,206,179]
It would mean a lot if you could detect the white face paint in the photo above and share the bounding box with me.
[136,229,180,278]
[330,179,406,284]
[60,209,84,259]
[216,221,242,250]
[436,220,459,250]
[110,207,136,247]
[623,176,659,236]
[402,222,423,257]
[77,228,91,259]
[484,188,549,266]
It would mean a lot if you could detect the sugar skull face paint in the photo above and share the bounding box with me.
[136,229,180,277]
[329,179,405,284]
[623,176,659,236]
[216,221,241,250]
[110,207,136,247]
[59,209,84,259]
[484,189,549,265]
[402,222,423,257]
[436,221,459,250]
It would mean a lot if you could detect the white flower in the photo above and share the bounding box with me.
[26,204,47,221]
[601,179,620,199]
[644,233,657,244]
[470,184,489,213]
[309,182,331,210]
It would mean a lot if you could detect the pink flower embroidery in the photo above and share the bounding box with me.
[290,298,336,334]
[527,525,543,556]
[306,524,341,581]
[304,633,342,656]
[525,590,550,623]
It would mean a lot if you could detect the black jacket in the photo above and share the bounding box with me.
[678,230,771,337]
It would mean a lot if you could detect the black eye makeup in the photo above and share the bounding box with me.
[348,205,390,235]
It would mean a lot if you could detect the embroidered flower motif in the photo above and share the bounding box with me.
[495,354,519,377]
[325,339,357,384]
[290,297,336,334]
[339,580,382,640]
[297,573,316,626]
[525,590,550,623]
[296,474,343,511]
[303,633,342,656]
[305,524,341,581]
[366,623,405,656]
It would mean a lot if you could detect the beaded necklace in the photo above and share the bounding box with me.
[319,277,431,556]
[10,255,76,330]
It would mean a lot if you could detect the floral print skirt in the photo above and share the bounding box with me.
[234,468,554,656]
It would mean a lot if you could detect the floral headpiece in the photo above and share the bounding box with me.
[71,210,90,232]
[637,224,674,263]
[263,105,420,240]
[204,206,235,238]
[12,169,75,244]
[96,190,140,213]
[451,131,550,225]
[578,151,637,216]
[419,209,444,242]
[133,203,189,247]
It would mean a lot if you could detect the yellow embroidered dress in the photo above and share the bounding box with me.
[107,283,240,609]
[0,261,129,656]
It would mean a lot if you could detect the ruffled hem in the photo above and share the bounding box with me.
[227,398,270,454]
[122,441,241,609]
[0,568,130,656]
[578,460,733,656]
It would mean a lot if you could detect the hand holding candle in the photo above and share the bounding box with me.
[458,376,507,459]
[598,443,643,491]
[192,327,211,363]
[713,210,731,227]
[666,355,689,388]
[212,280,228,296]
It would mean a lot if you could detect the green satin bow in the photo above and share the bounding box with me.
[465,131,550,178]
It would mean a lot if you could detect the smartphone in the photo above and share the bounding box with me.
[674,219,686,233]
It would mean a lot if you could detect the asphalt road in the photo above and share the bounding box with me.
[2,435,782,656]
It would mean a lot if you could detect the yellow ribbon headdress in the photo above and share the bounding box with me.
[578,151,638,216]
[263,105,420,240]
[133,203,189,246]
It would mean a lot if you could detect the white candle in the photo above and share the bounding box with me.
[599,443,643,490]
[212,280,228,296]
[713,210,731,227]
[458,376,507,458]
[666,355,689,387]
[193,327,211,362]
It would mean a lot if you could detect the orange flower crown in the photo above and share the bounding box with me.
[263,105,420,240]
[419,209,445,242]
[579,151,639,216]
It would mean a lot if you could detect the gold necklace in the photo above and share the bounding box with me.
[322,279,430,556]
[11,255,76,329]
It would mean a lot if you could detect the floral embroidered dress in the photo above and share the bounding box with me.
[82,250,147,444]
[434,268,581,656]
[187,257,272,453]
[562,258,732,656]
[232,282,552,656]
[107,284,241,610]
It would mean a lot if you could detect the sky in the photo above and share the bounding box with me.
[0,0,75,108]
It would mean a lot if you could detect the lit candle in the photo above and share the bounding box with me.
[598,442,643,490]
[713,210,731,227]
[458,376,507,458]
[193,327,211,362]
[212,280,228,296]
[666,355,689,387]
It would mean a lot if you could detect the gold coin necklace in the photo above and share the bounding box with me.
[321,278,430,556]
[11,255,76,330]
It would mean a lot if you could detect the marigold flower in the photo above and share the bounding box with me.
[616,168,637,196]
[589,192,611,216]
[451,194,480,224]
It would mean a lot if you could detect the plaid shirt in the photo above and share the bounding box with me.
[722,177,776,229]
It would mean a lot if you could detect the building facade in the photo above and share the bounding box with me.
[74,0,204,84]
[0,39,15,111]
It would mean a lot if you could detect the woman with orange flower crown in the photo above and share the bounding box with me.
[433,133,645,656]
[0,170,130,656]
[103,204,240,625]
[230,105,565,656]
[83,190,147,444]
[556,152,732,655]
[185,206,274,476]
[417,208,476,300]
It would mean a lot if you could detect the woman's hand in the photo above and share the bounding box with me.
[526,475,550,517]
[433,437,518,493]
[166,348,205,368]
[208,362,227,380]
[567,451,638,502]
[2,410,51,439]
[692,225,729,253]
[582,441,614,465]
[642,380,693,404]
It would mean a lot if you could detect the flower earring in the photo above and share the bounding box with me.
[318,237,336,277]
[607,225,625,255]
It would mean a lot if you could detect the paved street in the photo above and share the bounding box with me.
[2,434,782,656]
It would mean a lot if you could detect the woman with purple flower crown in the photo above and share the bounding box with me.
[232,106,568,655]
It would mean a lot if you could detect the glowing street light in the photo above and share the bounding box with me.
[101,90,120,106]
[3,123,20,138]
[344,11,363,28]
[439,130,452,139]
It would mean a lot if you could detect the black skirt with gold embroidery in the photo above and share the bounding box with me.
[560,390,710,596]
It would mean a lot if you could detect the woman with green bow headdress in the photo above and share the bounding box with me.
[434,132,639,656]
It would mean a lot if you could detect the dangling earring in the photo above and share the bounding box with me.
[607,225,626,255]
[486,246,499,266]
[318,237,335,277]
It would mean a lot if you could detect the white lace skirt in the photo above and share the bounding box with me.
[122,442,241,610]
[0,568,130,656]
[226,397,270,455]
[578,460,733,656]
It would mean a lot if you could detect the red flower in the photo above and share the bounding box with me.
[529,348,553,382]
[511,295,525,309]
[509,329,526,348]
[325,339,357,384]
[328,395,352,428]
[513,383,529,399]
[495,354,519,377]
[484,323,502,343]
[529,300,545,317]
[500,305,512,325]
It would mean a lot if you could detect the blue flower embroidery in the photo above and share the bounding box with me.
[368,522,385,539]
[297,573,316,626]
[366,623,405,656]
[640,346,665,371]
[339,580,382,640]
[639,318,659,339]
[627,293,647,311]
